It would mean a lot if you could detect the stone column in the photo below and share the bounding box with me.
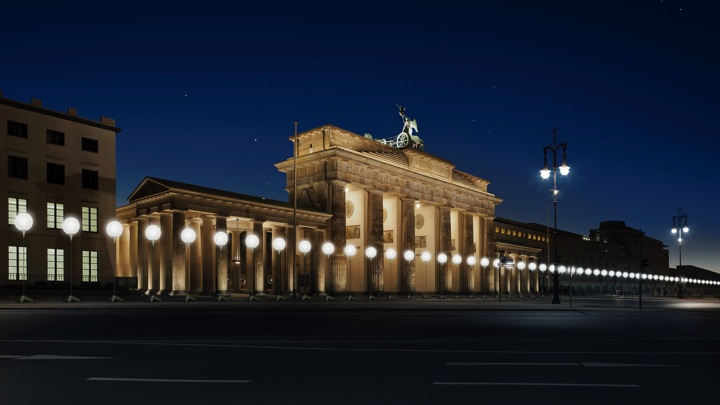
[171,211,186,295]
[400,198,416,294]
[520,254,529,295]
[189,219,202,294]
[509,254,518,295]
[328,181,347,294]
[367,190,384,293]
[158,213,172,294]
[137,217,148,292]
[438,206,452,293]
[462,212,474,294]
[313,228,326,295]
[216,216,228,294]
[201,216,215,295]
[482,217,493,296]
[252,221,265,295]
[286,225,297,297]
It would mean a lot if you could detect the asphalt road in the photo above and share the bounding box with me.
[1,297,719,404]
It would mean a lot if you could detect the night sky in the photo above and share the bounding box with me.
[3,1,718,272]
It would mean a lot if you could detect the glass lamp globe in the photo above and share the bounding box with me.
[480,257,490,267]
[299,240,312,255]
[106,220,123,239]
[452,254,462,265]
[437,253,448,264]
[63,217,81,237]
[421,251,432,263]
[272,237,286,252]
[245,234,259,249]
[14,212,34,235]
[215,231,229,247]
[181,228,196,244]
[385,248,397,260]
[404,250,415,261]
[365,246,377,259]
[467,256,477,266]
[322,242,335,256]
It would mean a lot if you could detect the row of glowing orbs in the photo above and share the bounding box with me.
[18,215,716,287]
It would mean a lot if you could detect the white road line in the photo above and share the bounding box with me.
[87,378,249,383]
[0,355,23,359]
[18,355,113,360]
[447,362,678,367]
[434,382,640,388]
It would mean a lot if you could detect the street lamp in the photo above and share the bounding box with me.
[528,261,537,297]
[14,212,33,303]
[541,127,569,304]
[144,224,161,302]
[437,253,448,299]
[517,260,526,298]
[63,217,81,303]
[181,227,197,302]
[299,240,312,300]
[106,220,124,303]
[480,257,490,298]
[671,207,689,298]
[322,241,335,301]
[385,248,397,300]
[366,246,378,300]
[421,251,432,299]
[404,250,415,299]
[452,254,462,299]
[493,258,501,302]
[245,233,260,301]
[215,231,230,301]
[272,236,287,301]
[467,256,477,298]
[344,244,356,300]
[539,263,547,297]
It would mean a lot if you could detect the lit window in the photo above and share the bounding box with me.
[8,197,27,225]
[82,207,98,232]
[47,249,65,281]
[47,202,64,229]
[8,246,27,281]
[82,250,98,282]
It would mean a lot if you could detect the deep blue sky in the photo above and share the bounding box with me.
[3,1,718,272]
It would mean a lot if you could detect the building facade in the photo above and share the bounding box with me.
[1,92,120,291]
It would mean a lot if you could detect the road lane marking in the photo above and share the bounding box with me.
[434,382,640,388]
[17,355,113,360]
[87,378,249,383]
[447,362,679,367]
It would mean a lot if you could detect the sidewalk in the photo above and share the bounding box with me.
[2,289,714,311]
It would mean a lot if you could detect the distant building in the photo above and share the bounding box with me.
[1,92,121,290]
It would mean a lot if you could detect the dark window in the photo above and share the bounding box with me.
[81,137,98,153]
[46,130,65,146]
[82,169,98,190]
[47,163,65,184]
[8,121,28,138]
[8,156,28,179]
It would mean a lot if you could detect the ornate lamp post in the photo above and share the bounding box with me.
[299,240,312,300]
[366,246,378,300]
[14,212,33,303]
[480,257,489,298]
[106,220,124,302]
[63,217,81,303]
[421,251,432,299]
[181,227,197,302]
[385,248,397,300]
[322,241,335,301]
[451,254,462,299]
[272,236,287,301]
[466,256,477,299]
[403,250,415,299]
[245,233,260,301]
[540,127,569,304]
[671,207,689,298]
[437,253,448,299]
[214,231,230,301]
[344,244,356,300]
[144,224,161,302]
